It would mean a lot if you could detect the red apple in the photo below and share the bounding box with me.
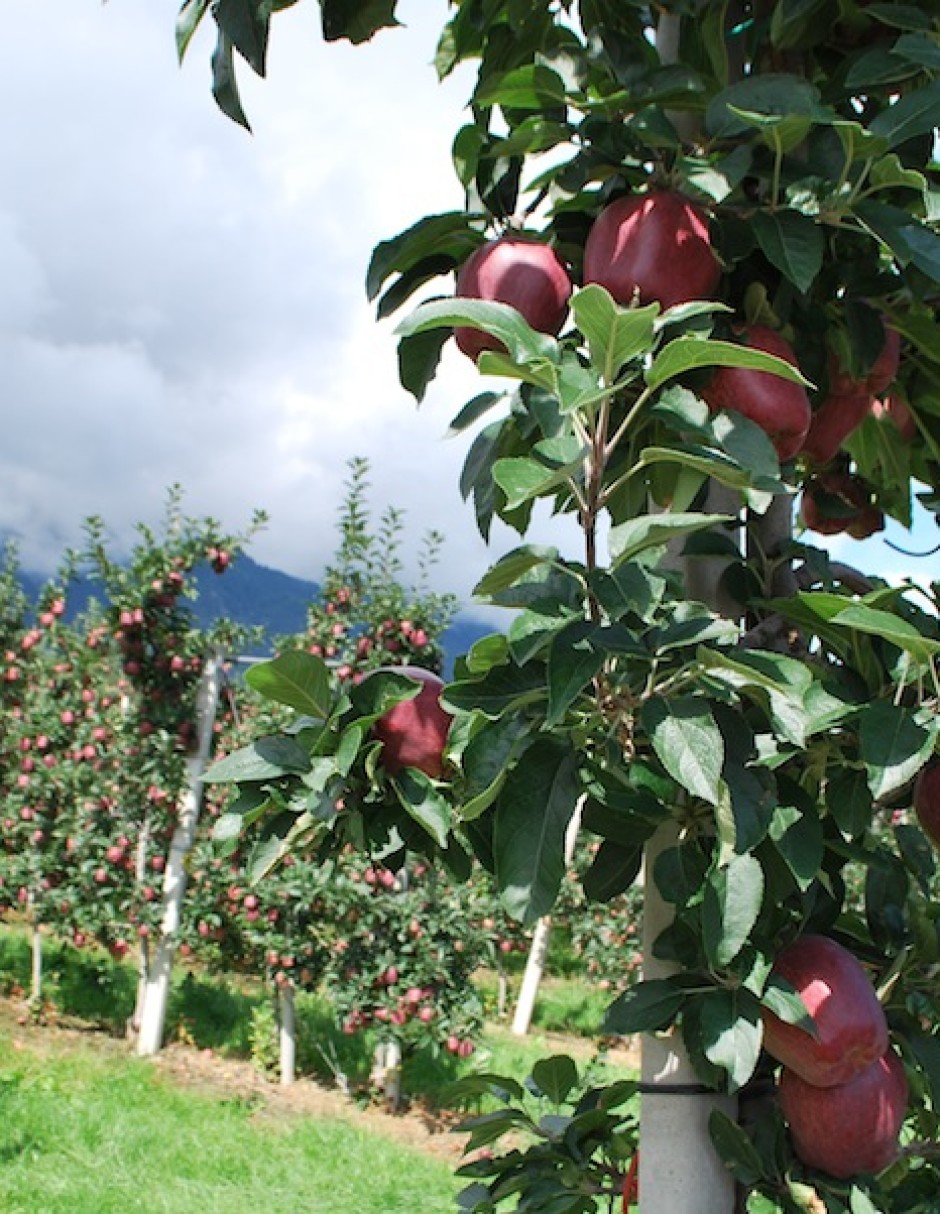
[914,760,940,851]
[762,934,889,1087]
[702,326,812,459]
[372,667,452,779]
[799,472,883,539]
[799,390,872,464]
[582,190,720,310]
[454,235,572,360]
[779,1047,907,1179]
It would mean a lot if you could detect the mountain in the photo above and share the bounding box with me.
[16,554,496,675]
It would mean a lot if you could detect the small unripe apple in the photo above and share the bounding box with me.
[762,934,888,1087]
[372,667,452,779]
[702,326,812,460]
[914,760,940,851]
[454,235,572,361]
[779,1047,907,1179]
[583,190,720,310]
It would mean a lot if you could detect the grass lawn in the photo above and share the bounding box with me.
[0,1031,461,1214]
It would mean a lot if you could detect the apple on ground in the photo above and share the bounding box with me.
[702,326,812,460]
[914,760,940,851]
[582,190,720,310]
[762,934,889,1087]
[372,667,453,779]
[779,1047,907,1179]
[454,235,572,361]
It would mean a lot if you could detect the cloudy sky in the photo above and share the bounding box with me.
[0,1,931,618]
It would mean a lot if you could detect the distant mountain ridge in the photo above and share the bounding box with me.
[15,554,495,675]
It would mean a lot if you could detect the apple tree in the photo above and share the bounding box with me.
[182,1,940,1210]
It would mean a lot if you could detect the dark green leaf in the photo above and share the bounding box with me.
[177,0,211,61]
[531,1055,579,1104]
[493,739,580,924]
[753,210,824,295]
[582,839,643,903]
[859,701,935,799]
[320,0,399,44]
[709,1109,765,1184]
[646,336,812,392]
[393,768,452,847]
[474,64,568,111]
[696,989,763,1091]
[546,622,605,727]
[870,79,940,148]
[398,328,448,402]
[210,29,250,130]
[604,979,684,1034]
[214,0,269,74]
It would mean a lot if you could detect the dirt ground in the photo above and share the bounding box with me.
[0,997,640,1164]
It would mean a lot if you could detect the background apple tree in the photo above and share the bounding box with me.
[184,1,940,1211]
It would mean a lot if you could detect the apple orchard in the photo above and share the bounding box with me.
[7,1,940,1213]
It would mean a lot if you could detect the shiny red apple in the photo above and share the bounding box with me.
[779,1047,908,1179]
[582,190,720,310]
[762,934,889,1087]
[799,390,872,464]
[372,666,452,778]
[454,235,572,360]
[702,326,812,460]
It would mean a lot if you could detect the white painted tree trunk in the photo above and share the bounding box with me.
[371,1039,403,1111]
[511,800,583,1036]
[278,981,296,1087]
[29,918,42,1006]
[137,654,223,1057]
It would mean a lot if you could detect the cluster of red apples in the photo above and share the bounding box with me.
[763,934,907,1179]
[453,191,908,539]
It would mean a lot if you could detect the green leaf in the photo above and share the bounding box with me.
[829,603,940,665]
[696,989,763,1092]
[768,802,823,890]
[473,545,560,597]
[245,650,333,717]
[203,735,311,783]
[569,288,658,383]
[870,79,940,148]
[177,0,211,61]
[393,768,452,847]
[396,298,561,367]
[705,73,826,139]
[474,63,568,111]
[604,979,684,1034]
[708,1109,765,1184]
[645,336,812,392]
[366,212,473,303]
[752,210,824,295]
[703,853,765,968]
[608,513,734,565]
[398,328,448,402]
[761,974,817,1035]
[214,0,269,75]
[642,696,725,806]
[531,1055,579,1104]
[319,0,399,44]
[210,29,250,131]
[546,623,605,728]
[860,702,936,800]
[582,840,644,903]
[493,739,580,924]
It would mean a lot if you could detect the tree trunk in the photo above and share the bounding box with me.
[29,917,42,1007]
[278,981,296,1087]
[137,654,223,1057]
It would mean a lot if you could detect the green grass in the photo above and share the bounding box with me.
[0,1034,460,1214]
